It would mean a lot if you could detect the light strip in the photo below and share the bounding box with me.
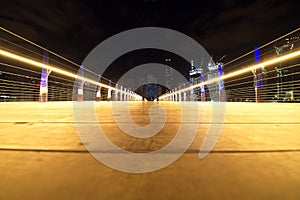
[223,27,300,67]
[0,49,142,99]
[160,49,300,99]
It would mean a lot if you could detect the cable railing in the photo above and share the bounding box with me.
[0,27,142,102]
[159,28,300,103]
[2,26,299,103]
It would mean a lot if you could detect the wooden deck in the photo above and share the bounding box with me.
[0,101,299,200]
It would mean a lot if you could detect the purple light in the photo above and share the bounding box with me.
[40,50,49,87]
[200,74,205,92]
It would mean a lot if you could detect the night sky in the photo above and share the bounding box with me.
[0,0,299,81]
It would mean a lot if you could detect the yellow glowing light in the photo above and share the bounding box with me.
[0,49,141,98]
[160,49,300,99]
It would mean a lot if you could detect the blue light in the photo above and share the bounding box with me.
[78,65,84,89]
[254,46,261,62]
[217,64,223,76]
[40,69,47,87]
[200,74,205,92]
[40,50,49,87]
[217,64,225,90]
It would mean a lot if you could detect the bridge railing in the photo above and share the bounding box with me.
[159,29,300,103]
[0,27,142,102]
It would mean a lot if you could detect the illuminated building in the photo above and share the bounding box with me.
[165,58,173,91]
[189,60,203,101]
[274,36,298,101]
[207,60,225,102]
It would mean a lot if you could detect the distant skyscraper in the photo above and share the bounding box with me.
[189,60,203,101]
[165,58,173,91]
[207,60,225,102]
[273,36,298,102]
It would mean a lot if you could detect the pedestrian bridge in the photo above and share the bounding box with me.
[1,27,300,200]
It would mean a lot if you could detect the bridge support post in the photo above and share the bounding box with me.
[96,86,101,102]
[39,50,51,103]
[190,91,195,101]
[174,89,177,101]
[200,74,206,102]
[252,46,264,103]
[95,75,101,102]
[217,64,226,102]
[252,68,265,103]
[201,92,205,102]
[77,88,83,102]
[114,90,118,101]
[107,88,112,101]
[115,84,118,101]
[120,86,123,101]
[39,69,51,102]
[124,88,127,101]
[77,65,84,102]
